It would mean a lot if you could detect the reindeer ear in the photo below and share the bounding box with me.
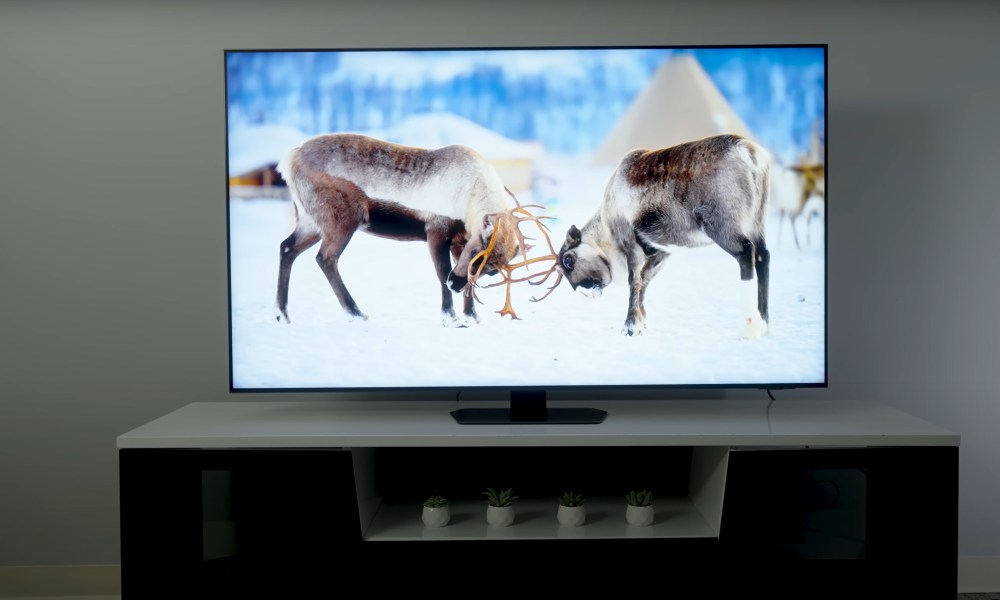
[481,215,495,242]
[566,225,582,247]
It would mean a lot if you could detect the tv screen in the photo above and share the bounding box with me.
[226,45,826,400]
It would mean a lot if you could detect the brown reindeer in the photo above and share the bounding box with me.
[275,134,520,326]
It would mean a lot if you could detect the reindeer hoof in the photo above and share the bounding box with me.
[622,320,645,336]
[742,316,769,339]
[440,309,469,328]
[442,315,469,328]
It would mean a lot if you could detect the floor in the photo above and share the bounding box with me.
[3,593,995,600]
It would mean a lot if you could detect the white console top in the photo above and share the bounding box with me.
[117,399,958,449]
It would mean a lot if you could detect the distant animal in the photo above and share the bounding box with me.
[275,133,520,326]
[772,162,825,250]
[557,134,771,337]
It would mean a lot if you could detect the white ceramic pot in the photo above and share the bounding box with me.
[557,504,586,527]
[422,505,450,528]
[486,505,515,527]
[626,504,654,527]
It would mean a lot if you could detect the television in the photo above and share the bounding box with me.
[225,45,827,424]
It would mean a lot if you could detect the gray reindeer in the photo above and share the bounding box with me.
[557,134,772,337]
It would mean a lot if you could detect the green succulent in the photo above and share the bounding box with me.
[482,487,518,507]
[559,490,584,507]
[626,489,653,507]
[423,495,448,508]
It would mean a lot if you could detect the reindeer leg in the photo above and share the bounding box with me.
[461,287,478,323]
[754,236,770,324]
[700,213,769,339]
[366,199,466,324]
[426,217,469,328]
[276,228,321,323]
[725,238,769,338]
[789,211,803,251]
[805,197,823,247]
[315,230,366,320]
[621,236,667,336]
[437,221,479,323]
[791,189,810,250]
[451,239,479,324]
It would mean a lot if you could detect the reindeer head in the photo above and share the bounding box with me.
[449,204,563,319]
[448,213,520,292]
[557,224,612,299]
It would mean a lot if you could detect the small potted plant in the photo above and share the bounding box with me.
[625,489,654,526]
[557,490,586,527]
[483,487,518,527]
[421,495,450,528]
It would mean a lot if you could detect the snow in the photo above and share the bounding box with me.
[228,154,825,390]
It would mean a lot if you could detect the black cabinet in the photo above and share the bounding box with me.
[120,445,957,597]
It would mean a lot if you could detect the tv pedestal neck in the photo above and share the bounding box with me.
[450,390,607,424]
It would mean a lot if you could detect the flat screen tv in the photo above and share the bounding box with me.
[226,45,827,423]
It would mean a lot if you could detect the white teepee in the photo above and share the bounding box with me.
[591,53,755,166]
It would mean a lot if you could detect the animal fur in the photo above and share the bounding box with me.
[275,133,519,326]
[557,134,772,337]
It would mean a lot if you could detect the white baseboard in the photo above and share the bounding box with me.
[959,556,1000,593]
[0,565,120,598]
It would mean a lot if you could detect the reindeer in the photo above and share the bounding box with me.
[556,134,771,337]
[772,162,825,250]
[275,134,520,326]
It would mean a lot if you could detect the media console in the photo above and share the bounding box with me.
[117,399,958,597]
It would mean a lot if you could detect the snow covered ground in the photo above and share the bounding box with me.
[228,156,825,390]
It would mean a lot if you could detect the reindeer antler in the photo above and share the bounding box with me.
[464,203,564,319]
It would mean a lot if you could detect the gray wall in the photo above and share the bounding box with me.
[1,0,997,565]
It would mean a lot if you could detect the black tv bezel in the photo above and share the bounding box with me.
[224,43,829,407]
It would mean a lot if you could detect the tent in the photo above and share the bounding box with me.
[591,53,755,166]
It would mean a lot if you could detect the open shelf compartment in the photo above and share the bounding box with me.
[353,445,729,542]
